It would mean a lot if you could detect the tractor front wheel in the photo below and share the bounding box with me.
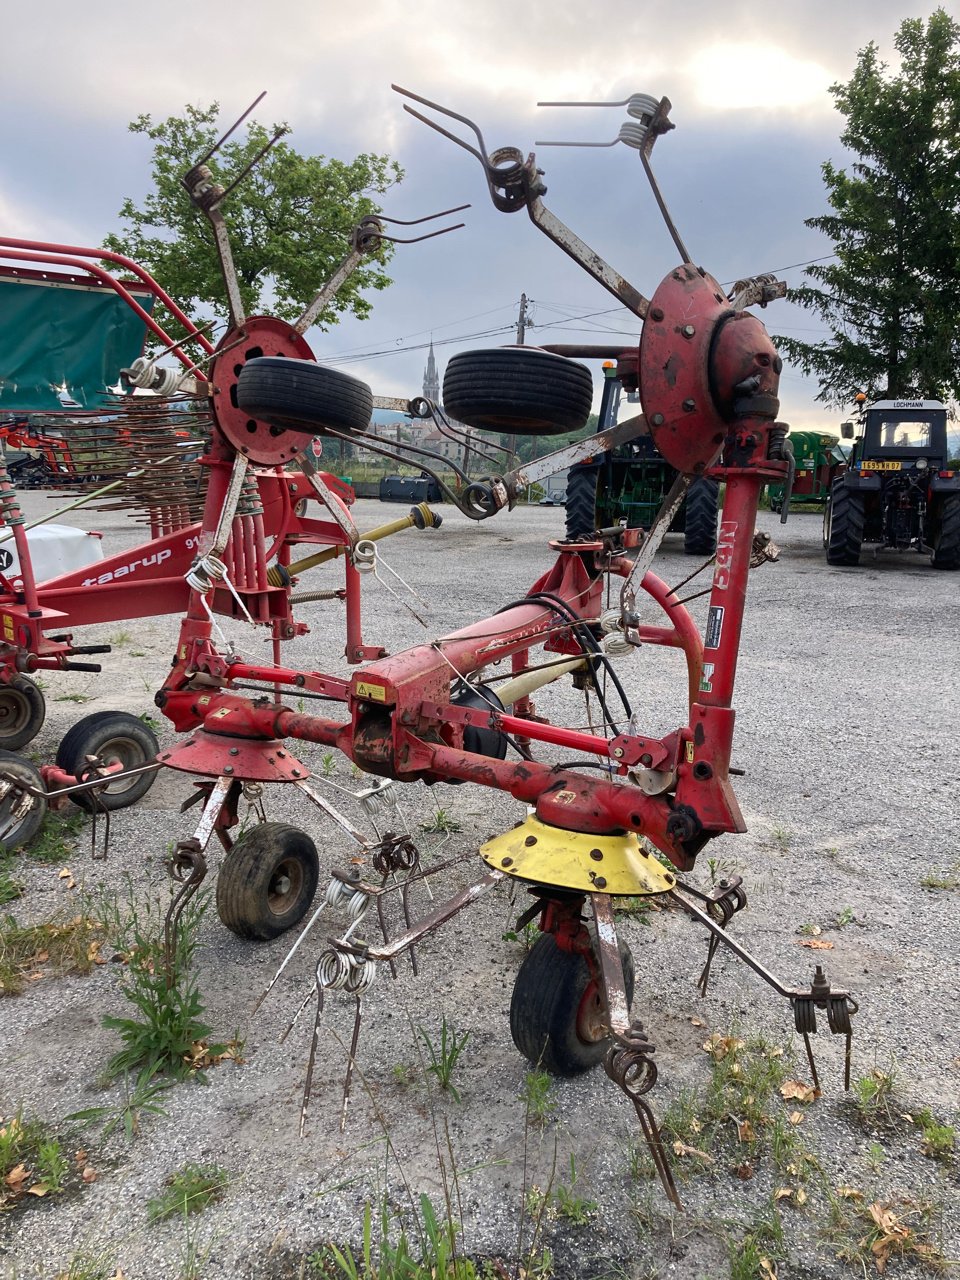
[216,822,320,941]
[683,477,720,556]
[510,931,635,1076]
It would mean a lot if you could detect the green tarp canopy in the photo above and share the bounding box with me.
[0,269,154,413]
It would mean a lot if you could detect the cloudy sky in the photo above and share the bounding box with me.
[1,1,947,434]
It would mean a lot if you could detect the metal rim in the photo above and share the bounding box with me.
[575,977,609,1046]
[94,735,150,795]
[0,687,33,740]
[267,856,305,916]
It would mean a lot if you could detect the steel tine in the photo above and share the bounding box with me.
[279,984,316,1045]
[339,997,364,1132]
[195,91,268,168]
[379,203,470,226]
[392,85,489,164]
[299,980,326,1137]
[252,900,328,1014]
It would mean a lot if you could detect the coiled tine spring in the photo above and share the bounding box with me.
[536,93,661,148]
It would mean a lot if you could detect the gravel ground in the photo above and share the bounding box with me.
[1,491,958,1279]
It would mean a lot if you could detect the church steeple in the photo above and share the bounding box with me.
[422,340,440,403]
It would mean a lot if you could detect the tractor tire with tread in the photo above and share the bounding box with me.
[0,675,46,751]
[236,357,373,437]
[216,822,320,941]
[683,477,720,556]
[443,347,593,436]
[824,479,864,566]
[564,465,600,541]
[931,493,960,569]
[0,750,47,850]
[510,931,635,1076]
[55,711,159,812]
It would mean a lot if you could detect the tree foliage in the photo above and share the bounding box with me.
[103,103,403,332]
[776,9,960,407]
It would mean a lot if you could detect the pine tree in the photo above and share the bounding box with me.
[776,10,960,407]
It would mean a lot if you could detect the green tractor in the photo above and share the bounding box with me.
[565,364,719,553]
[823,398,960,569]
[767,430,846,514]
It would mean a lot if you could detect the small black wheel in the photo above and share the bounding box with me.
[0,750,47,851]
[931,493,960,569]
[236,358,373,437]
[510,931,635,1076]
[825,478,864,566]
[682,477,720,556]
[55,711,159,812]
[216,822,320,941]
[0,675,46,751]
[442,347,594,436]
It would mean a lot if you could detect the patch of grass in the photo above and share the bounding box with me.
[129,650,147,658]
[0,910,103,995]
[109,629,133,647]
[727,1204,785,1280]
[419,1017,470,1102]
[920,862,960,891]
[55,692,93,704]
[521,1070,556,1129]
[0,854,22,905]
[148,1161,229,1222]
[833,906,856,928]
[321,752,337,778]
[501,919,539,950]
[851,1067,897,1129]
[912,1109,956,1162]
[24,809,87,864]
[827,1194,948,1276]
[52,1250,118,1280]
[420,808,461,835]
[769,824,794,853]
[138,712,161,732]
[553,1155,597,1226]
[0,1108,75,1208]
[865,1140,886,1173]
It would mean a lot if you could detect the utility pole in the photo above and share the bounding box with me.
[516,292,528,345]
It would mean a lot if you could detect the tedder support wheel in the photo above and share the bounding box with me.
[824,478,864,566]
[931,493,960,570]
[442,347,594,436]
[0,675,46,751]
[510,931,635,1076]
[0,750,47,851]
[216,822,320,941]
[682,477,720,556]
[235,357,374,436]
[55,711,159,813]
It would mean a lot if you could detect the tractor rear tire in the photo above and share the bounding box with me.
[931,493,960,570]
[0,676,46,752]
[510,931,635,1076]
[683,477,720,556]
[55,711,159,812]
[564,465,600,541]
[442,347,594,436]
[216,822,320,941]
[824,480,864,566]
[0,751,47,851]
[236,358,373,437]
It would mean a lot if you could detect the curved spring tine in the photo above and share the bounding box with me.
[379,204,471,226]
[392,85,491,167]
[378,222,467,246]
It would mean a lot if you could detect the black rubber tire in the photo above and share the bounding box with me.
[824,478,864,566]
[216,822,320,941]
[0,676,46,752]
[931,493,960,570]
[683,477,720,556]
[55,711,159,813]
[564,464,600,541]
[443,347,594,436]
[0,750,47,851]
[510,931,635,1076]
[236,357,373,437]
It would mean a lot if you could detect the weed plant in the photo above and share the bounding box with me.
[419,1017,470,1102]
[100,885,221,1080]
[0,910,102,995]
[0,1108,73,1207]
[148,1161,229,1222]
[25,810,87,864]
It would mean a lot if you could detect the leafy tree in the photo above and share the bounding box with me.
[776,10,960,407]
[103,103,403,332]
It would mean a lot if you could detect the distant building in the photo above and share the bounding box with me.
[422,340,440,403]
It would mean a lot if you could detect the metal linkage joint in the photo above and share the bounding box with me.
[791,965,859,1093]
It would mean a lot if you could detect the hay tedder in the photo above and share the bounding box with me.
[0,89,858,1205]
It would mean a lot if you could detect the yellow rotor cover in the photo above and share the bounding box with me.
[480,815,676,895]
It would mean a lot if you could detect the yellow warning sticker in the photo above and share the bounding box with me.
[685,742,695,764]
[356,681,388,702]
